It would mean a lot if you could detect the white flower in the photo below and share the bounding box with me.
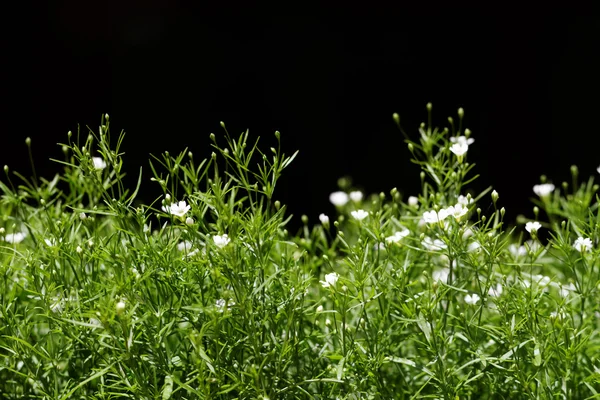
[3,232,26,244]
[408,196,419,206]
[177,241,193,252]
[349,191,363,202]
[573,237,593,253]
[450,142,469,157]
[509,244,527,257]
[76,245,83,254]
[597,166,600,174]
[163,201,191,218]
[488,283,503,297]
[525,221,542,234]
[432,268,449,283]
[467,241,481,252]
[423,209,449,224]
[92,157,107,170]
[320,272,339,288]
[79,212,87,220]
[351,209,369,221]
[450,136,474,146]
[319,213,330,225]
[115,300,126,313]
[385,229,410,244]
[185,217,194,226]
[559,283,576,298]
[464,293,481,305]
[446,203,469,220]
[422,236,447,251]
[329,191,349,207]
[457,195,473,206]
[213,234,230,248]
[316,305,324,313]
[533,183,555,197]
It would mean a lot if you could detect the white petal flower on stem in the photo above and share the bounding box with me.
[385,229,410,244]
[177,241,193,252]
[446,204,469,220]
[213,234,230,248]
[320,272,339,288]
[432,268,449,283]
[525,221,542,234]
[573,237,593,253]
[329,191,349,207]
[423,209,449,224]
[351,209,369,221]
[349,191,363,202]
[559,283,576,298]
[464,293,481,305]
[457,195,473,206]
[165,201,191,218]
[92,157,107,170]
[319,213,329,225]
[533,183,555,197]
[408,196,419,206]
[488,283,503,297]
[3,232,26,244]
[450,136,475,146]
[450,142,469,157]
[422,236,447,251]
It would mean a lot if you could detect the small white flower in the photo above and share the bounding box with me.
[316,305,324,313]
[573,237,593,253]
[432,268,449,283]
[76,245,83,254]
[446,203,469,220]
[177,241,193,252]
[185,217,194,226]
[422,236,447,251]
[319,213,330,225]
[213,234,230,248]
[215,299,226,312]
[115,300,126,313]
[509,244,528,257]
[488,283,503,297]
[385,229,411,244]
[450,142,469,157]
[408,196,419,206]
[329,191,349,207]
[467,241,481,252]
[423,209,449,224]
[464,293,481,305]
[351,209,369,221]
[3,232,26,244]
[92,157,107,170]
[349,191,363,202]
[533,183,555,197]
[320,272,339,288]
[450,136,475,146]
[79,212,87,220]
[457,195,473,206]
[525,221,542,234]
[559,283,576,298]
[164,201,191,218]
[325,318,332,326]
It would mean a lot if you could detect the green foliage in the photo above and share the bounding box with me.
[1,109,599,399]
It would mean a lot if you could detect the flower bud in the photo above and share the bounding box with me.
[458,107,464,119]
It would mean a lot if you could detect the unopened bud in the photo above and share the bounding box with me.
[274,200,281,210]
[185,217,194,226]
[458,107,464,119]
[491,190,499,204]
[25,137,31,146]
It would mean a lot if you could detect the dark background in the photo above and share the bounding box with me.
[4,4,600,232]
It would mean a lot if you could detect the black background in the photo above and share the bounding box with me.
[4,4,600,232]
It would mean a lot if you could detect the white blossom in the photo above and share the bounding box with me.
[164,201,191,218]
[320,272,339,288]
[385,229,410,244]
[329,191,349,207]
[525,221,542,234]
[432,268,449,283]
[213,234,230,248]
[445,203,469,220]
[457,195,473,206]
[115,300,126,313]
[450,142,469,157]
[349,191,363,202]
[464,293,481,305]
[488,283,503,297]
[408,196,419,206]
[177,241,193,252]
[509,244,528,257]
[351,209,369,221]
[559,283,576,298]
[450,136,474,146]
[422,236,447,251]
[3,232,26,244]
[92,157,107,170]
[533,183,555,197]
[573,237,593,253]
[319,213,330,225]
[423,209,449,224]
[185,217,195,226]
